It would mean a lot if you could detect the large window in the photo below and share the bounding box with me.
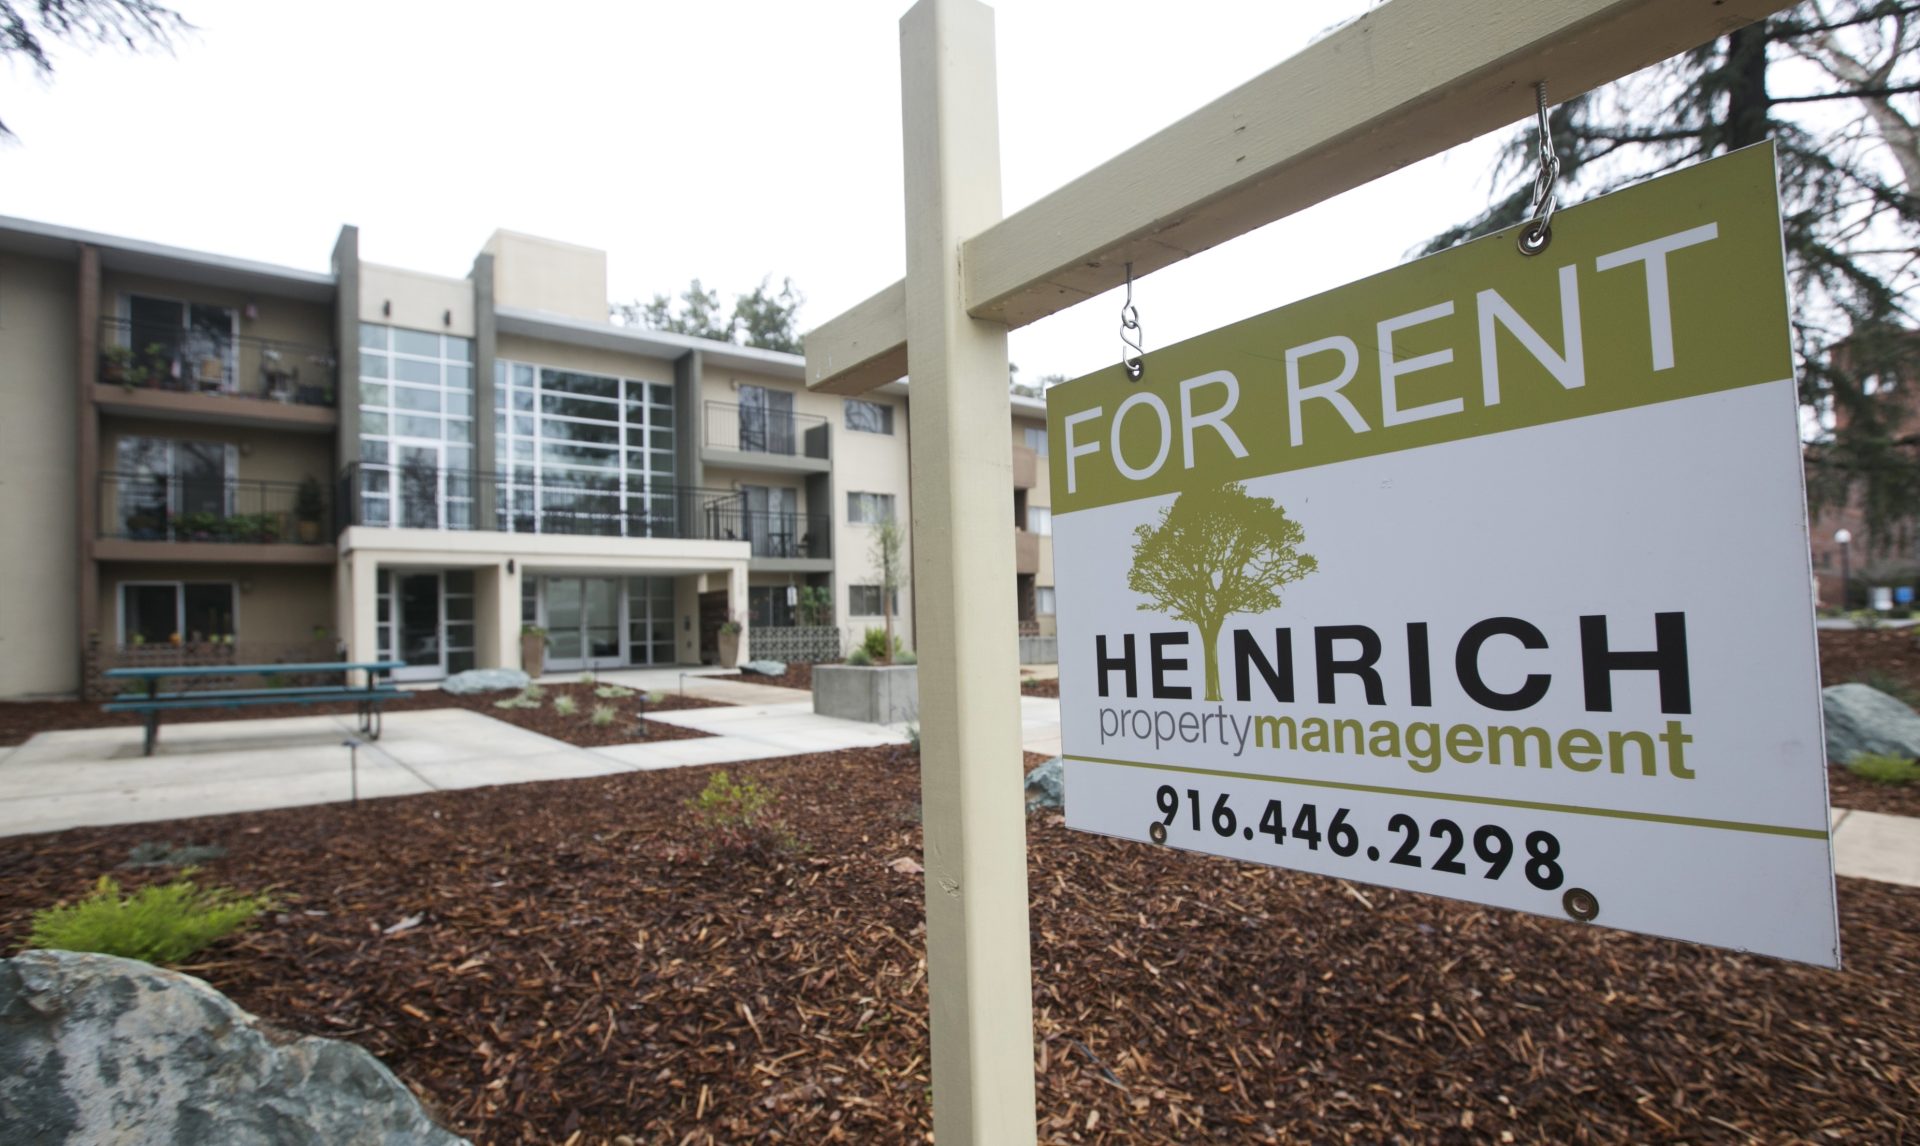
[358,324,475,528]
[747,585,797,628]
[847,491,896,525]
[125,295,236,390]
[120,581,235,645]
[844,398,894,435]
[114,436,235,537]
[849,584,899,616]
[494,361,676,535]
[1023,426,1049,458]
[1027,505,1052,535]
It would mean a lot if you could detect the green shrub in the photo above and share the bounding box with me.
[26,873,270,965]
[578,672,597,686]
[494,690,541,710]
[1852,609,1885,631]
[846,646,873,666]
[861,627,903,662]
[590,703,617,727]
[644,690,664,704]
[525,684,546,700]
[594,684,636,699]
[1846,753,1920,786]
[687,770,789,857]
[897,649,917,665]
[552,694,577,717]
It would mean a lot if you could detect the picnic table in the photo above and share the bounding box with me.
[103,660,407,756]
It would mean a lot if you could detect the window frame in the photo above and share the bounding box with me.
[1023,426,1049,458]
[1036,586,1057,616]
[115,579,240,646]
[848,584,901,617]
[118,293,240,390]
[843,398,895,435]
[1027,505,1052,536]
[847,490,897,525]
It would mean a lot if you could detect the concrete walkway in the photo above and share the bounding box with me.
[1830,807,1920,888]
[0,702,906,839]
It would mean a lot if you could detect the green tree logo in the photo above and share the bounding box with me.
[1128,482,1318,701]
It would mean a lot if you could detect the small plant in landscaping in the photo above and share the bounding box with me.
[524,684,546,700]
[861,627,903,663]
[1851,609,1885,631]
[578,672,597,686]
[494,690,541,710]
[1846,753,1920,786]
[644,690,665,704]
[898,649,917,665]
[122,841,227,869]
[552,694,578,717]
[25,873,271,965]
[590,704,617,727]
[687,770,790,857]
[594,684,636,699]
[846,646,873,666]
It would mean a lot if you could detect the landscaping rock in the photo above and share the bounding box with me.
[1822,682,1920,765]
[740,659,787,677]
[1025,755,1065,812]
[442,668,530,695]
[0,949,469,1146]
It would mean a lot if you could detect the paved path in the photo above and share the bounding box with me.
[0,702,905,839]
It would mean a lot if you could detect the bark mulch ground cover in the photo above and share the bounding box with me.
[0,681,725,750]
[1022,675,1061,698]
[4,746,1914,1145]
[738,662,826,692]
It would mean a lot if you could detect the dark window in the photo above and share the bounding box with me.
[121,582,235,644]
[849,585,900,616]
[844,399,894,434]
[748,586,797,628]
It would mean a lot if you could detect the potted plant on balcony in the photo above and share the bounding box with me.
[717,616,744,668]
[520,624,548,679]
[294,477,325,543]
[180,511,219,542]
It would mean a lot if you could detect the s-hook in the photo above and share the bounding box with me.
[1519,81,1559,255]
[1120,262,1145,380]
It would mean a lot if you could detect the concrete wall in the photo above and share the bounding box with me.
[0,253,80,696]
[98,563,333,646]
[482,230,607,323]
[359,263,475,338]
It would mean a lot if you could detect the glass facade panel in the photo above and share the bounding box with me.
[492,357,678,535]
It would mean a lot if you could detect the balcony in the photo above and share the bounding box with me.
[95,316,337,433]
[96,472,336,565]
[711,507,832,571]
[1012,442,1038,490]
[338,463,774,546]
[1015,528,1040,574]
[702,400,830,474]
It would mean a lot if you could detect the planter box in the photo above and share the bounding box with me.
[813,664,918,724]
[1018,635,1058,665]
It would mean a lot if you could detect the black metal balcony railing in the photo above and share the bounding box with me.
[98,472,334,544]
[704,400,830,460]
[99,316,338,407]
[336,464,829,558]
[710,507,831,560]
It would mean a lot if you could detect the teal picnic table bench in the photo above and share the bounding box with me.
[102,661,408,756]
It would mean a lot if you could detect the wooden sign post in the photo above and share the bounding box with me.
[805,1,1799,1140]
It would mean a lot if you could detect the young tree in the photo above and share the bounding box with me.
[1425,1,1919,539]
[1128,482,1317,702]
[2,0,188,138]
[870,518,907,665]
[733,276,804,353]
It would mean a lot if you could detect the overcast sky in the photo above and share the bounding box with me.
[0,0,1525,383]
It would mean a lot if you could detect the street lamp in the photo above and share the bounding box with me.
[1834,528,1853,611]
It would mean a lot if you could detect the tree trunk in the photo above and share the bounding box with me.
[882,592,894,666]
[1201,623,1223,702]
[1723,22,1771,151]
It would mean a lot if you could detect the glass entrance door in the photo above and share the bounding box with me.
[394,572,444,682]
[543,576,625,671]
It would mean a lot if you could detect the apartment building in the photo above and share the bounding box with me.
[0,217,917,698]
[1011,394,1056,638]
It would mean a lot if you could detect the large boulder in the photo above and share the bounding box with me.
[441,668,530,695]
[739,659,788,677]
[1025,756,1065,812]
[0,949,468,1146]
[1822,682,1920,765]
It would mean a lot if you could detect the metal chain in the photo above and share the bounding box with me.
[1519,81,1559,255]
[1120,262,1145,380]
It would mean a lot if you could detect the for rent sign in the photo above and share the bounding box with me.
[1046,144,1837,966]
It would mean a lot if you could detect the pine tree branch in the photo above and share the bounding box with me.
[1771,2,1920,39]
[1770,83,1920,105]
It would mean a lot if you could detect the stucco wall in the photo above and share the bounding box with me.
[0,253,80,696]
[483,231,608,323]
[496,334,675,385]
[98,563,333,646]
[359,263,475,338]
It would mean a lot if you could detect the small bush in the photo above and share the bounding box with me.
[578,672,597,686]
[1852,609,1885,631]
[861,627,903,662]
[122,841,226,869]
[846,646,873,666]
[594,684,636,699]
[590,703,617,727]
[644,690,665,704]
[525,684,547,701]
[26,873,270,965]
[687,770,789,857]
[897,649,917,665]
[1846,753,1920,786]
[552,694,577,717]
[906,722,921,752]
[494,690,541,710]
